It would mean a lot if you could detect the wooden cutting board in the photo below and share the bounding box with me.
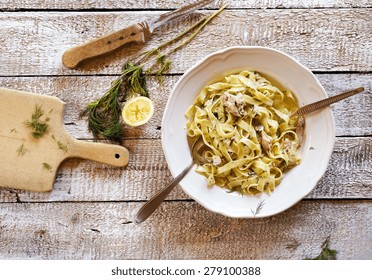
[0,87,129,192]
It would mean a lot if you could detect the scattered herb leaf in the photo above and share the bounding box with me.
[16,144,27,156]
[42,162,52,171]
[10,128,17,134]
[23,104,49,139]
[57,141,68,153]
[305,237,337,260]
[51,134,68,153]
[251,200,265,217]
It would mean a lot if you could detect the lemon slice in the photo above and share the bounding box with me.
[122,96,154,126]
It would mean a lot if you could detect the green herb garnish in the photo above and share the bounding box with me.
[251,200,265,217]
[57,141,68,153]
[42,162,52,170]
[306,237,337,260]
[23,104,49,139]
[16,144,27,156]
[51,135,68,153]
[83,4,227,142]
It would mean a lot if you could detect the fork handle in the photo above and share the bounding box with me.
[295,87,364,116]
[135,161,195,224]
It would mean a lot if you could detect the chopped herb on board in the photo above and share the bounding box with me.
[42,162,52,171]
[51,135,68,153]
[83,4,227,142]
[23,104,49,139]
[16,144,27,156]
[57,141,68,153]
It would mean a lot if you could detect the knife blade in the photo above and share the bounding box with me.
[62,0,213,69]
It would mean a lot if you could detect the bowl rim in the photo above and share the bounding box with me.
[161,46,335,218]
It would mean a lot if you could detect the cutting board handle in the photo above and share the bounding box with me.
[70,140,129,167]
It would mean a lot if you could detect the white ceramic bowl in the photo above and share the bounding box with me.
[162,46,335,218]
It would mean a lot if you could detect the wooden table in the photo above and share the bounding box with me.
[0,0,371,260]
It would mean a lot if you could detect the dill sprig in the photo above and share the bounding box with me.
[152,53,172,84]
[251,200,265,217]
[122,61,148,98]
[23,104,49,139]
[169,4,227,54]
[51,135,68,153]
[42,162,52,171]
[305,237,337,260]
[82,62,147,142]
[83,4,227,142]
[16,144,27,156]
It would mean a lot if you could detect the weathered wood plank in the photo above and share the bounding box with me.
[0,200,371,259]
[1,0,370,10]
[0,74,370,139]
[0,137,370,202]
[0,9,371,75]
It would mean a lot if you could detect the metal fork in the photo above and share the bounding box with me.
[293,87,364,116]
[135,136,209,224]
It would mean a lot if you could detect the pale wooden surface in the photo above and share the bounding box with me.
[0,0,371,260]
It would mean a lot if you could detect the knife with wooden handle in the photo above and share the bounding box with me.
[62,0,213,69]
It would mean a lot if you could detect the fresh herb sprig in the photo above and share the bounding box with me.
[16,144,27,157]
[305,237,337,260]
[42,162,52,171]
[23,104,49,139]
[83,4,227,142]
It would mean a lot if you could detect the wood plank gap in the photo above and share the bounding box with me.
[336,134,372,138]
[1,71,372,79]
[312,71,372,74]
[2,7,372,12]
[0,8,217,13]
[72,137,160,141]
[71,135,372,142]
[1,198,371,205]
[0,74,183,78]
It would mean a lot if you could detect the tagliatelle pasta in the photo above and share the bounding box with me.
[185,70,303,194]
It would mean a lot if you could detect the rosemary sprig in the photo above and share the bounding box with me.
[83,4,227,142]
[305,237,337,260]
[23,104,49,139]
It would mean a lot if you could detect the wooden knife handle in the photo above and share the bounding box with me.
[62,23,150,69]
